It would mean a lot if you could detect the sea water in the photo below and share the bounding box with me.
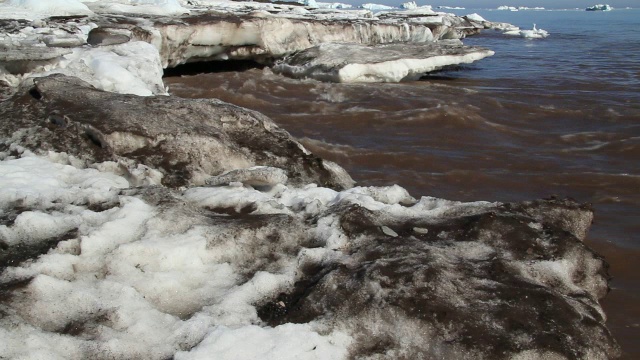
[164,8,640,358]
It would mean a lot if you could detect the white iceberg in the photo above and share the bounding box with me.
[316,2,352,9]
[401,1,418,9]
[360,3,395,11]
[586,4,613,11]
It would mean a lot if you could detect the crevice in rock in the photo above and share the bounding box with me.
[163,59,265,78]
[28,87,42,100]
[257,263,338,326]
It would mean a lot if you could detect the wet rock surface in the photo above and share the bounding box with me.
[259,199,620,359]
[0,75,353,189]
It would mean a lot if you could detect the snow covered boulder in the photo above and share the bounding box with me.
[273,42,494,82]
[0,75,354,189]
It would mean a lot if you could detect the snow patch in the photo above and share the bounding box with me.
[0,0,93,19]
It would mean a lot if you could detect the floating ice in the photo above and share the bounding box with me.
[497,5,519,11]
[503,23,549,39]
[360,3,395,11]
[586,4,613,11]
[315,2,352,9]
[274,42,494,83]
[496,5,544,11]
[401,1,418,9]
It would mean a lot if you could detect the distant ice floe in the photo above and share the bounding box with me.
[503,23,550,39]
[461,14,549,40]
[315,2,352,9]
[400,1,418,9]
[496,5,545,11]
[360,3,395,11]
[586,4,613,11]
[438,6,465,10]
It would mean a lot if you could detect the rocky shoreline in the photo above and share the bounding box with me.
[0,1,619,359]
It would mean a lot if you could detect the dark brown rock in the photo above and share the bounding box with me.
[258,199,620,359]
[0,75,353,189]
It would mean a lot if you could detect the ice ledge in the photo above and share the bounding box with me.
[273,42,494,82]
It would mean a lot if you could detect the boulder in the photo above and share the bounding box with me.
[0,75,354,189]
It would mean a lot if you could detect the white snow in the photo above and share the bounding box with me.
[0,149,498,359]
[0,0,93,19]
[465,13,486,22]
[85,0,190,16]
[174,323,352,360]
[2,40,166,96]
[0,152,347,359]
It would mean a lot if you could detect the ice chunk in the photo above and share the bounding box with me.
[274,42,494,83]
[360,3,395,11]
[586,4,612,11]
[504,23,549,39]
[465,13,486,22]
[401,1,418,9]
[315,2,352,9]
[61,42,165,96]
